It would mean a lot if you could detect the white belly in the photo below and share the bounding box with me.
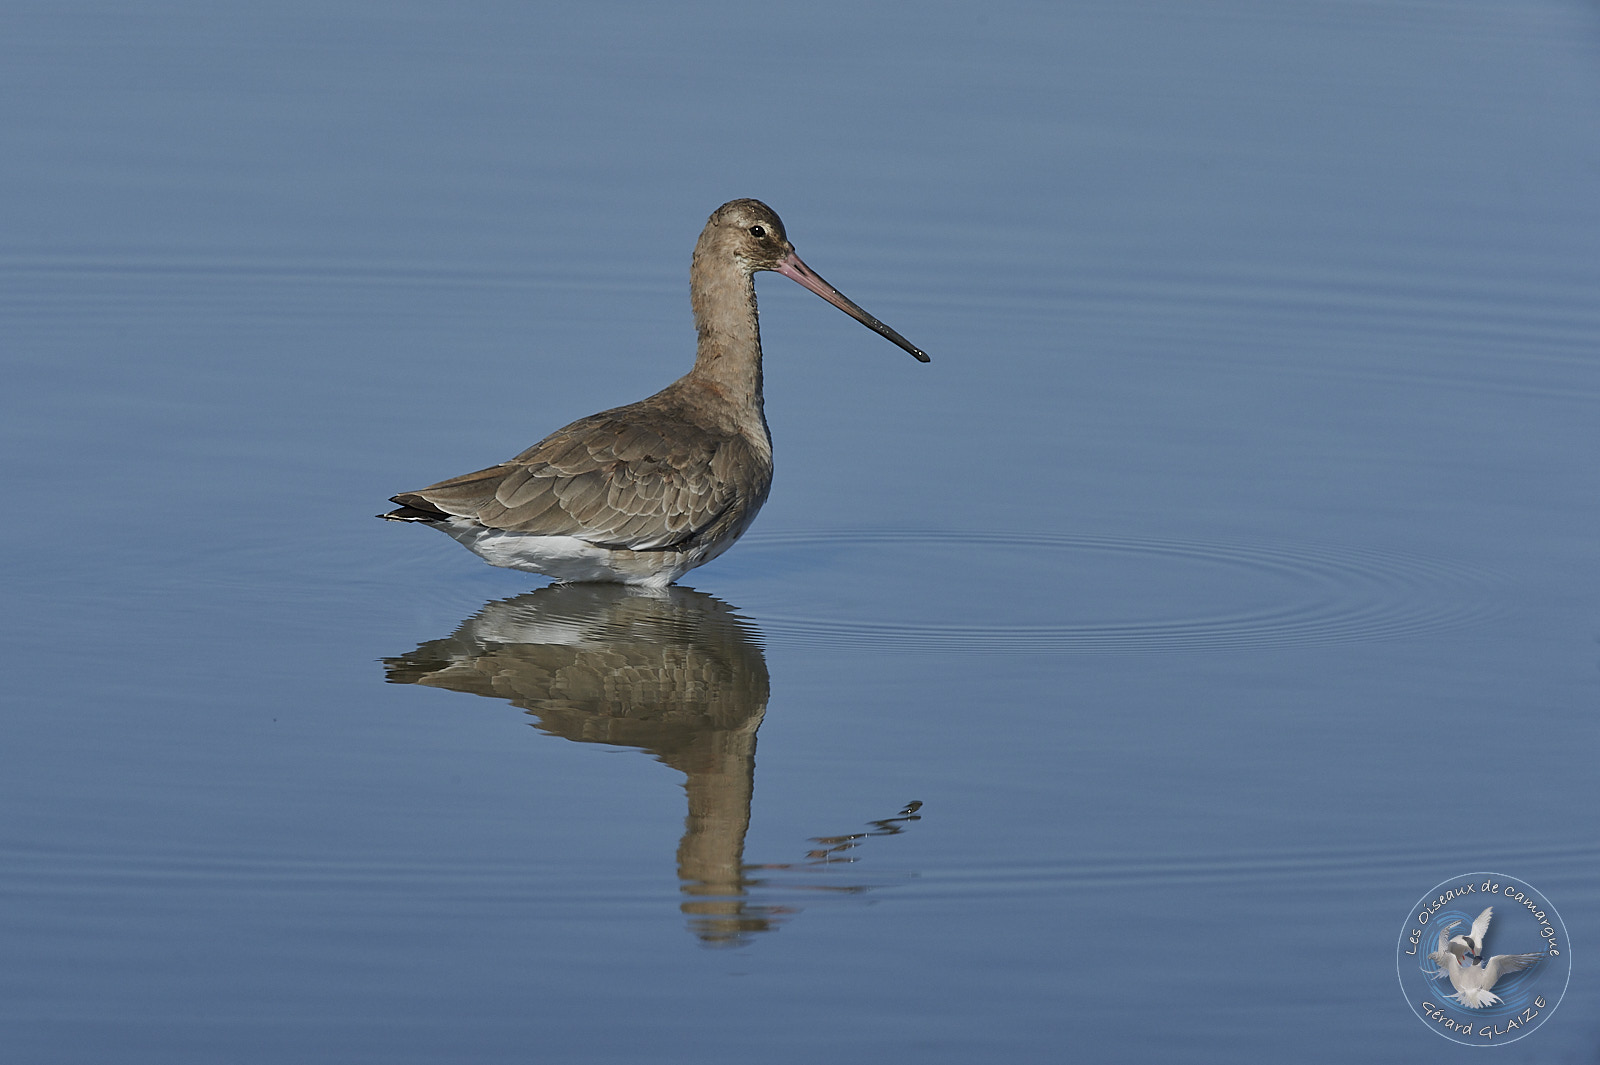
[438,519,699,588]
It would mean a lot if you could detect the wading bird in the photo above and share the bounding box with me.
[381,199,929,586]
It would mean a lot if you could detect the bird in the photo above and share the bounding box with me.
[381,199,929,587]
[1432,921,1472,967]
[1451,906,1494,962]
[1428,921,1543,1009]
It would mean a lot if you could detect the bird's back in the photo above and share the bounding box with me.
[387,382,773,556]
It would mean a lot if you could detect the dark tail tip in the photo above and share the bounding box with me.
[379,503,446,522]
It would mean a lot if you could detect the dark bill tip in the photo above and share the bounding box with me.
[776,252,930,363]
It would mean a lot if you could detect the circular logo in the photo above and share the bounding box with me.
[1396,872,1571,1045]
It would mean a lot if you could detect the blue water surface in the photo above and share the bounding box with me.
[3,2,1598,1061]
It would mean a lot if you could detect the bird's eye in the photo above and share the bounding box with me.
[748,225,766,238]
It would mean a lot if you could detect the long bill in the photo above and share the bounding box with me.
[776,251,931,363]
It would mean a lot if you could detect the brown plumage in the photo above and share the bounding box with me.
[382,199,929,586]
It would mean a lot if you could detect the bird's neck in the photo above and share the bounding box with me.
[687,258,765,413]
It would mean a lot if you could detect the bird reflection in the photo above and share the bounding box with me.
[383,584,919,946]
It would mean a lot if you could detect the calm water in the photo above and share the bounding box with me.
[4,2,1598,1061]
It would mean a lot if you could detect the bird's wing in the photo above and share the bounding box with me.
[1434,922,1461,956]
[1480,952,1543,987]
[391,412,767,551]
[1469,907,1494,949]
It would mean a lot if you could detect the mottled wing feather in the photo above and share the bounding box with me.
[392,410,763,551]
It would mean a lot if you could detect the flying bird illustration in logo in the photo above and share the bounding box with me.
[1434,920,1472,965]
[1428,909,1543,1009]
[1449,906,1494,962]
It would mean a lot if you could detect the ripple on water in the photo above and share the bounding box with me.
[910,838,1600,900]
[730,530,1502,655]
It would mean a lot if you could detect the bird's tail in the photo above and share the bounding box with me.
[1452,988,1502,1009]
[379,503,447,522]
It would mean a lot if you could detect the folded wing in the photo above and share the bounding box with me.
[389,409,767,552]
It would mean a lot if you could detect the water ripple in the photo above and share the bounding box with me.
[734,530,1501,655]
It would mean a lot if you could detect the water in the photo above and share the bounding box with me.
[4,1,1598,1060]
